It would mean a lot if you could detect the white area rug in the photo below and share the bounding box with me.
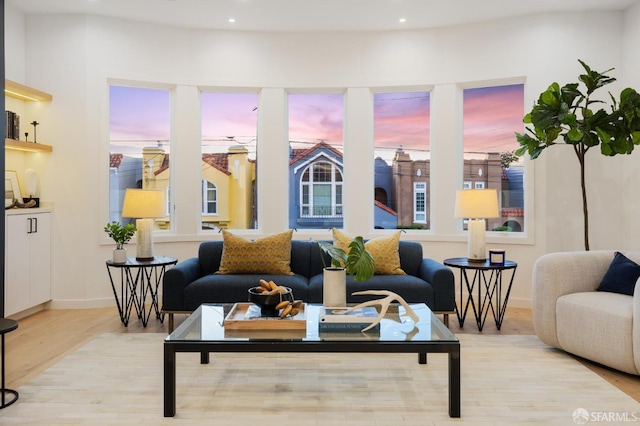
[0,333,638,425]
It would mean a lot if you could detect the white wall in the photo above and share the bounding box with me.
[4,2,25,80]
[6,5,639,312]
[622,2,640,249]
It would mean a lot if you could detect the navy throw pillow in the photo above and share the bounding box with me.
[597,252,640,296]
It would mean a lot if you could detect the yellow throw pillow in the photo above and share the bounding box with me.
[331,228,405,275]
[217,230,294,275]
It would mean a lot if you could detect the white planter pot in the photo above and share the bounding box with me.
[112,248,128,264]
[323,267,346,307]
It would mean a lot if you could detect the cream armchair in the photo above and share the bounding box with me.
[532,250,640,375]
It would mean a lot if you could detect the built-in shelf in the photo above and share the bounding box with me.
[5,139,53,153]
[4,79,53,102]
[4,80,53,152]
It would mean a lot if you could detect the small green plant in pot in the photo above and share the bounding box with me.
[317,236,376,282]
[317,236,375,307]
[104,221,136,249]
[105,221,136,263]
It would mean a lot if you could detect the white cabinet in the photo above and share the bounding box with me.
[4,80,54,317]
[5,210,52,316]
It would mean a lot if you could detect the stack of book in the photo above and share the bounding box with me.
[5,111,20,140]
[319,306,380,332]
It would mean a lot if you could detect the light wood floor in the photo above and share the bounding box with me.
[3,306,639,404]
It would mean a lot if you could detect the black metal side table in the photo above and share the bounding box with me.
[106,256,178,327]
[0,318,19,409]
[444,257,517,331]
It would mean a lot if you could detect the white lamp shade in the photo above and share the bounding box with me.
[122,189,165,219]
[121,189,165,260]
[455,189,499,262]
[454,189,499,219]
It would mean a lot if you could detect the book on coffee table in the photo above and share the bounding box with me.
[319,306,380,332]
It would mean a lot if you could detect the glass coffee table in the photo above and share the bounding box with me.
[164,303,460,418]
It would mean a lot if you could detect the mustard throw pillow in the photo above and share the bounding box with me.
[217,230,294,275]
[331,228,405,275]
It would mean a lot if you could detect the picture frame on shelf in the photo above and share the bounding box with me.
[5,170,23,207]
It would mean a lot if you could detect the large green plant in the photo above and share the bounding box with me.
[317,236,376,282]
[515,60,640,250]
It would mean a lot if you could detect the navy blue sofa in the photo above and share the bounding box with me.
[162,239,455,331]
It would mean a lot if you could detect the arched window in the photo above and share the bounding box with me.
[202,179,217,214]
[374,187,388,206]
[300,162,343,217]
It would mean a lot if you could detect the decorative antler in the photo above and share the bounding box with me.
[6,198,37,209]
[333,290,420,332]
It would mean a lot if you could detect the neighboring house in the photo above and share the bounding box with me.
[389,148,430,229]
[501,166,525,232]
[384,148,515,231]
[108,153,141,225]
[196,147,257,230]
[109,145,256,230]
[288,142,346,229]
[374,157,393,208]
[288,142,400,230]
[374,200,398,230]
[110,143,521,232]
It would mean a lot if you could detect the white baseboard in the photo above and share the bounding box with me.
[6,303,50,320]
[505,297,532,309]
[48,298,115,310]
[455,292,532,310]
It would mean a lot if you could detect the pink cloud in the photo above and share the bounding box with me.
[463,84,524,153]
[374,91,430,152]
[288,93,344,144]
[201,92,258,141]
[110,85,525,157]
[109,86,170,142]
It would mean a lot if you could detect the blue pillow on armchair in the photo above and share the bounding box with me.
[596,252,640,296]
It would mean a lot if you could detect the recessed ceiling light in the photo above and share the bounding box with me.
[399,18,407,23]
[228,18,236,23]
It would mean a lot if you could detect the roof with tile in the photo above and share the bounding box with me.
[289,141,343,166]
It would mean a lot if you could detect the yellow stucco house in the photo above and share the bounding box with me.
[141,146,256,230]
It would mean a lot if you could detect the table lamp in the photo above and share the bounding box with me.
[122,189,165,260]
[454,189,499,262]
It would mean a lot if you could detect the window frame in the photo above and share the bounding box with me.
[201,179,218,215]
[102,80,532,247]
[299,162,344,218]
[413,182,427,224]
[459,79,528,237]
[107,81,174,232]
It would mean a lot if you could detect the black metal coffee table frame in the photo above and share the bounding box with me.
[163,304,460,418]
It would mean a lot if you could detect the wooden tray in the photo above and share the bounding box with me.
[223,302,307,330]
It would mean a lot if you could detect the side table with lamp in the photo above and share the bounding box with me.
[106,256,178,326]
[106,188,177,326]
[444,257,517,331]
[450,188,517,331]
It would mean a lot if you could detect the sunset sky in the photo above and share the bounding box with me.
[110,84,524,158]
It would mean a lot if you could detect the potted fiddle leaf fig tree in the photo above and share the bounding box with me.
[317,236,375,307]
[515,59,640,250]
[104,221,136,263]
